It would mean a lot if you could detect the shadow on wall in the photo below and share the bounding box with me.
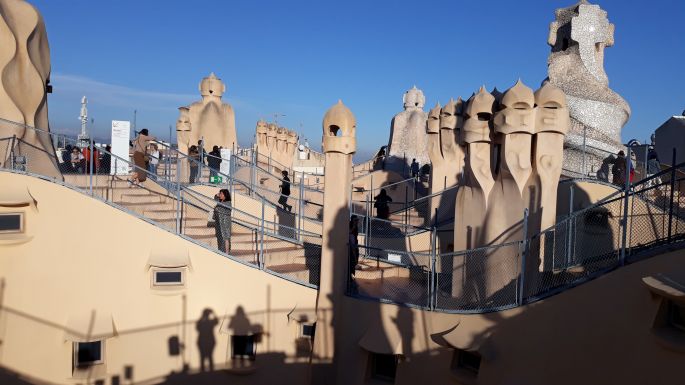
[0,295,311,385]
[196,308,219,372]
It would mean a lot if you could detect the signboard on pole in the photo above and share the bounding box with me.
[110,120,131,175]
[220,148,232,176]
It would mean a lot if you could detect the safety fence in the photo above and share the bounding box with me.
[562,133,672,186]
[348,159,685,313]
[125,136,325,238]
[352,154,386,178]
[0,120,322,288]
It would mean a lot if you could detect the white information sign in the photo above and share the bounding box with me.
[220,148,232,176]
[388,253,403,264]
[110,120,131,175]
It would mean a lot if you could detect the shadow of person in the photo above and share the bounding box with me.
[228,306,253,368]
[392,306,414,357]
[196,308,218,372]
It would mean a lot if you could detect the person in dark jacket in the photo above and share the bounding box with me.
[100,145,111,174]
[207,145,222,182]
[278,170,292,211]
[612,150,626,186]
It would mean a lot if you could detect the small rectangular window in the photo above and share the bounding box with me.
[301,323,316,339]
[668,301,685,332]
[74,341,103,367]
[371,353,397,382]
[231,335,256,361]
[452,349,481,375]
[0,213,23,234]
[152,268,185,286]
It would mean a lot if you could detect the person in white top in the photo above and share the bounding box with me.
[147,143,160,180]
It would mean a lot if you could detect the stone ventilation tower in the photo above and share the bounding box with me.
[0,0,60,179]
[387,86,429,170]
[312,100,356,382]
[547,0,631,177]
[177,72,237,153]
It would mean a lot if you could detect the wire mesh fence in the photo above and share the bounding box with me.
[263,233,322,287]
[347,159,685,313]
[5,118,685,311]
[0,121,322,288]
[352,246,433,309]
[434,242,522,313]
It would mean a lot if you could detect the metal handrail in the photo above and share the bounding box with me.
[1,120,322,288]
[348,158,685,313]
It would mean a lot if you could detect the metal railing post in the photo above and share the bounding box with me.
[251,150,257,197]
[176,156,182,234]
[518,208,529,306]
[228,152,234,196]
[9,135,16,170]
[668,148,677,243]
[298,176,304,241]
[582,126,587,177]
[199,136,204,183]
[404,185,409,226]
[566,185,574,268]
[644,145,649,181]
[620,147,632,265]
[260,198,266,269]
[164,146,168,179]
[89,138,94,195]
[430,227,437,310]
[365,194,371,249]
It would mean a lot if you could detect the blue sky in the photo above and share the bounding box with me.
[35,0,684,160]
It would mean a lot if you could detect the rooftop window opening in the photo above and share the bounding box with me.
[451,349,481,377]
[370,353,397,383]
[477,112,492,121]
[74,341,103,367]
[0,213,23,234]
[301,323,316,339]
[152,268,185,287]
[562,37,570,51]
[668,301,685,332]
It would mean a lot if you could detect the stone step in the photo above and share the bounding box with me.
[355,261,411,280]
[143,209,178,220]
[264,263,311,282]
[118,201,174,211]
[119,193,165,204]
[157,217,207,227]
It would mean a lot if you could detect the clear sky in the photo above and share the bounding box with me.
[34,0,685,160]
